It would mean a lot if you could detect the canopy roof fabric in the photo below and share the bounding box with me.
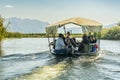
[46,17,103,34]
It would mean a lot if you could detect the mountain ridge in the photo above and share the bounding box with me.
[103,23,118,28]
[4,17,49,33]
[4,17,119,33]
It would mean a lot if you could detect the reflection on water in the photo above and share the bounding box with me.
[0,38,120,80]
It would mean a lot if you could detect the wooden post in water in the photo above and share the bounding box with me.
[98,32,101,50]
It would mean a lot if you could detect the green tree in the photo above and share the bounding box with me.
[0,15,6,56]
[0,16,6,42]
[103,26,120,40]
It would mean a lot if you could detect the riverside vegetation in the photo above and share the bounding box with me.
[0,16,120,40]
[4,26,120,40]
[101,26,120,40]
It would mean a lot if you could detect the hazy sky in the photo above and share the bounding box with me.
[0,0,120,25]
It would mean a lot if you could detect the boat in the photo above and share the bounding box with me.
[45,17,103,57]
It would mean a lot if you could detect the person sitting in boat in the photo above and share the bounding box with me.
[78,33,89,53]
[89,35,97,43]
[65,31,78,53]
[54,33,67,54]
[66,31,78,48]
[89,35,98,52]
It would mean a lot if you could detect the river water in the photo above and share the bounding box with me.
[0,38,120,80]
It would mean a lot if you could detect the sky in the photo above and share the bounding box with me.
[0,0,120,25]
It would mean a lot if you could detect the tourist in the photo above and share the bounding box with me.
[54,33,66,54]
[78,33,89,52]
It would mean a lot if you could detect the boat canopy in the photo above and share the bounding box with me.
[46,17,103,34]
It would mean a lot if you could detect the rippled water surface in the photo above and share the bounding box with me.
[0,38,120,80]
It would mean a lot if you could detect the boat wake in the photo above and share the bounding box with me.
[0,50,120,80]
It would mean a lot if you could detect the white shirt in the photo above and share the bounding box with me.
[55,37,65,50]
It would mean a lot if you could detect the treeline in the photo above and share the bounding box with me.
[101,26,120,40]
[5,33,47,38]
[5,32,22,38]
[3,27,120,40]
[10,33,82,38]
[21,33,46,38]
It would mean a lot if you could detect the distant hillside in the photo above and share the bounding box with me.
[4,17,49,33]
[4,17,118,34]
[103,23,118,28]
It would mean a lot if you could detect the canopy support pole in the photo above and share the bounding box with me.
[53,34,55,41]
[47,34,51,53]
[63,26,66,37]
[97,32,101,51]
[88,32,91,54]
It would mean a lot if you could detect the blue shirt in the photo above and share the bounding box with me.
[55,37,65,50]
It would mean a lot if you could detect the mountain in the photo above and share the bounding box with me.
[4,17,118,34]
[103,23,118,28]
[4,17,49,33]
